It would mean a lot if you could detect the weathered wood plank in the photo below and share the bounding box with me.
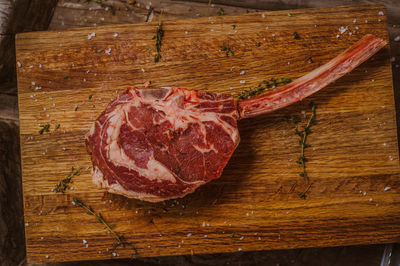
[16,4,400,263]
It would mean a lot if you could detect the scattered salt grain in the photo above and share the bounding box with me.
[83,239,87,244]
[178,244,181,248]
[363,192,367,196]
[187,233,192,237]
[210,29,214,32]
[31,81,36,86]
[41,236,44,240]
[148,245,151,248]
[17,61,22,67]
[239,236,244,240]
[258,236,262,240]
[29,65,33,68]
[35,86,42,91]
[265,26,269,30]
[185,31,188,35]
[263,37,266,41]
[355,26,359,30]
[389,156,393,161]
[339,26,348,34]
[229,87,234,90]
[25,222,29,227]
[204,235,208,238]
[45,255,49,259]
[384,186,391,191]
[379,11,384,16]
[39,64,42,68]
[112,252,117,257]
[240,80,246,84]
[105,48,112,55]
[369,198,373,202]
[272,34,276,37]
[246,212,249,216]
[365,20,368,23]
[88,32,96,40]
[181,240,184,243]
[336,34,340,39]
[394,36,400,42]
[141,68,145,72]
[238,248,243,251]
[287,62,291,65]
[353,19,357,23]
[240,70,245,75]
[371,79,375,82]
[113,33,119,38]
[85,244,89,248]
[261,13,265,18]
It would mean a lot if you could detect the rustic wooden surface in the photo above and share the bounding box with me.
[15,4,400,263]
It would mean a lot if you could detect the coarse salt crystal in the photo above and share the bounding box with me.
[389,156,393,161]
[88,32,96,40]
[265,26,269,30]
[336,34,340,39]
[240,70,245,75]
[394,36,400,42]
[258,236,261,240]
[369,198,373,202]
[32,81,36,86]
[17,61,22,67]
[246,212,249,216]
[204,235,208,238]
[83,239,87,244]
[35,86,42,91]
[187,233,192,237]
[185,31,188,35]
[238,248,243,251]
[105,48,112,55]
[363,192,367,196]
[210,29,214,32]
[25,222,29,227]
[384,186,391,191]
[141,68,145,72]
[353,19,357,23]
[261,13,265,18]
[45,255,49,259]
[391,57,396,62]
[29,65,33,68]
[379,11,384,16]
[39,64,42,68]
[239,236,244,240]
[85,244,89,248]
[113,33,119,38]
[240,80,246,84]
[272,33,276,37]
[112,252,117,257]
[339,26,348,34]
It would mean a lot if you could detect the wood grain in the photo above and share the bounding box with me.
[16,4,400,263]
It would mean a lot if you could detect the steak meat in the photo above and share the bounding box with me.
[86,34,386,202]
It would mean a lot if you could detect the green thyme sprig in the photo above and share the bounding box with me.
[298,184,312,199]
[295,102,316,183]
[236,77,292,99]
[153,15,164,62]
[72,197,124,247]
[39,123,50,134]
[217,8,225,16]
[220,44,234,57]
[54,167,80,193]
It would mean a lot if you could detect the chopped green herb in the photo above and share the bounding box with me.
[236,77,292,99]
[295,102,316,184]
[55,124,60,130]
[63,76,68,79]
[96,49,103,53]
[153,18,164,62]
[72,197,124,247]
[89,94,93,100]
[176,166,181,174]
[232,24,236,29]
[285,116,301,124]
[299,184,312,199]
[287,12,292,17]
[230,233,235,238]
[54,167,80,193]
[39,123,50,134]
[217,8,225,16]
[256,42,261,47]
[220,44,234,57]
[293,32,300,39]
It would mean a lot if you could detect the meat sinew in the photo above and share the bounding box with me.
[86,34,386,202]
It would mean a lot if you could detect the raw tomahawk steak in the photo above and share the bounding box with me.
[86,34,386,202]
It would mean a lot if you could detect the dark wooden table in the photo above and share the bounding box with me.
[1,0,399,265]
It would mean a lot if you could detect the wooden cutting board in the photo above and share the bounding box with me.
[16,4,400,263]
